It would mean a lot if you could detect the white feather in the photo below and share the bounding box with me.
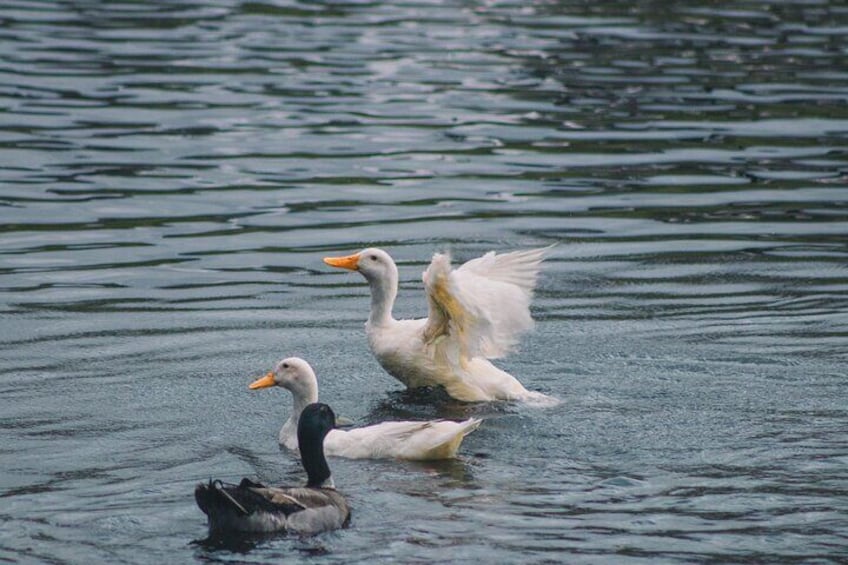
[325,246,558,403]
[257,357,480,460]
[324,419,481,460]
[423,248,549,360]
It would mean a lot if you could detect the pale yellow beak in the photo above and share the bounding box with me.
[248,372,276,390]
[323,252,361,271]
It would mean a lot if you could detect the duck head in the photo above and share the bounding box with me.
[249,357,319,406]
[323,247,397,282]
[323,248,399,325]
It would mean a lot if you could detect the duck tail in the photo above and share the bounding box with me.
[515,389,561,407]
[195,479,260,519]
[423,417,482,460]
[194,479,243,517]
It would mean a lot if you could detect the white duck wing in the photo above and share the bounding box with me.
[458,246,550,293]
[323,418,481,460]
[422,247,550,360]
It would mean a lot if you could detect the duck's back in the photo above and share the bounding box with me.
[324,418,481,460]
[195,479,350,535]
[283,487,350,533]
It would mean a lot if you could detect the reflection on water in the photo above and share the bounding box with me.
[1,0,847,563]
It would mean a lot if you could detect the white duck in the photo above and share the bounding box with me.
[323,246,555,403]
[249,357,481,460]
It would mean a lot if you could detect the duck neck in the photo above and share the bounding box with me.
[282,387,319,447]
[367,270,398,328]
[299,432,332,488]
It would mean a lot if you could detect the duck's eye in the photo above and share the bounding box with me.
[369,255,378,261]
[282,363,289,369]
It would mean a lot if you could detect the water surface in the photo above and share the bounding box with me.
[1,0,847,563]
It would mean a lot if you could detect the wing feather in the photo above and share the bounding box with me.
[422,246,552,360]
[457,246,551,293]
[324,419,481,460]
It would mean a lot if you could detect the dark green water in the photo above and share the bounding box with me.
[1,1,847,563]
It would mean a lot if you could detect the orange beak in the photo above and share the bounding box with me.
[248,372,276,390]
[323,252,361,271]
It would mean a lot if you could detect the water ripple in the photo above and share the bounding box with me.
[1,0,848,563]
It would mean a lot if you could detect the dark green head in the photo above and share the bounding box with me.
[297,403,336,488]
[298,402,336,444]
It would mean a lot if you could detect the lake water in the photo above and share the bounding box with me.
[1,0,847,563]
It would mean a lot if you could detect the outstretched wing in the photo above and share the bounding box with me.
[457,246,549,293]
[422,246,551,360]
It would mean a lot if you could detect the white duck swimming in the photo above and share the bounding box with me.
[323,246,555,403]
[195,402,350,535]
[249,357,481,460]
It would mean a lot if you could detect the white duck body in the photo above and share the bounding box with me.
[367,317,533,402]
[324,247,556,403]
[249,357,481,460]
